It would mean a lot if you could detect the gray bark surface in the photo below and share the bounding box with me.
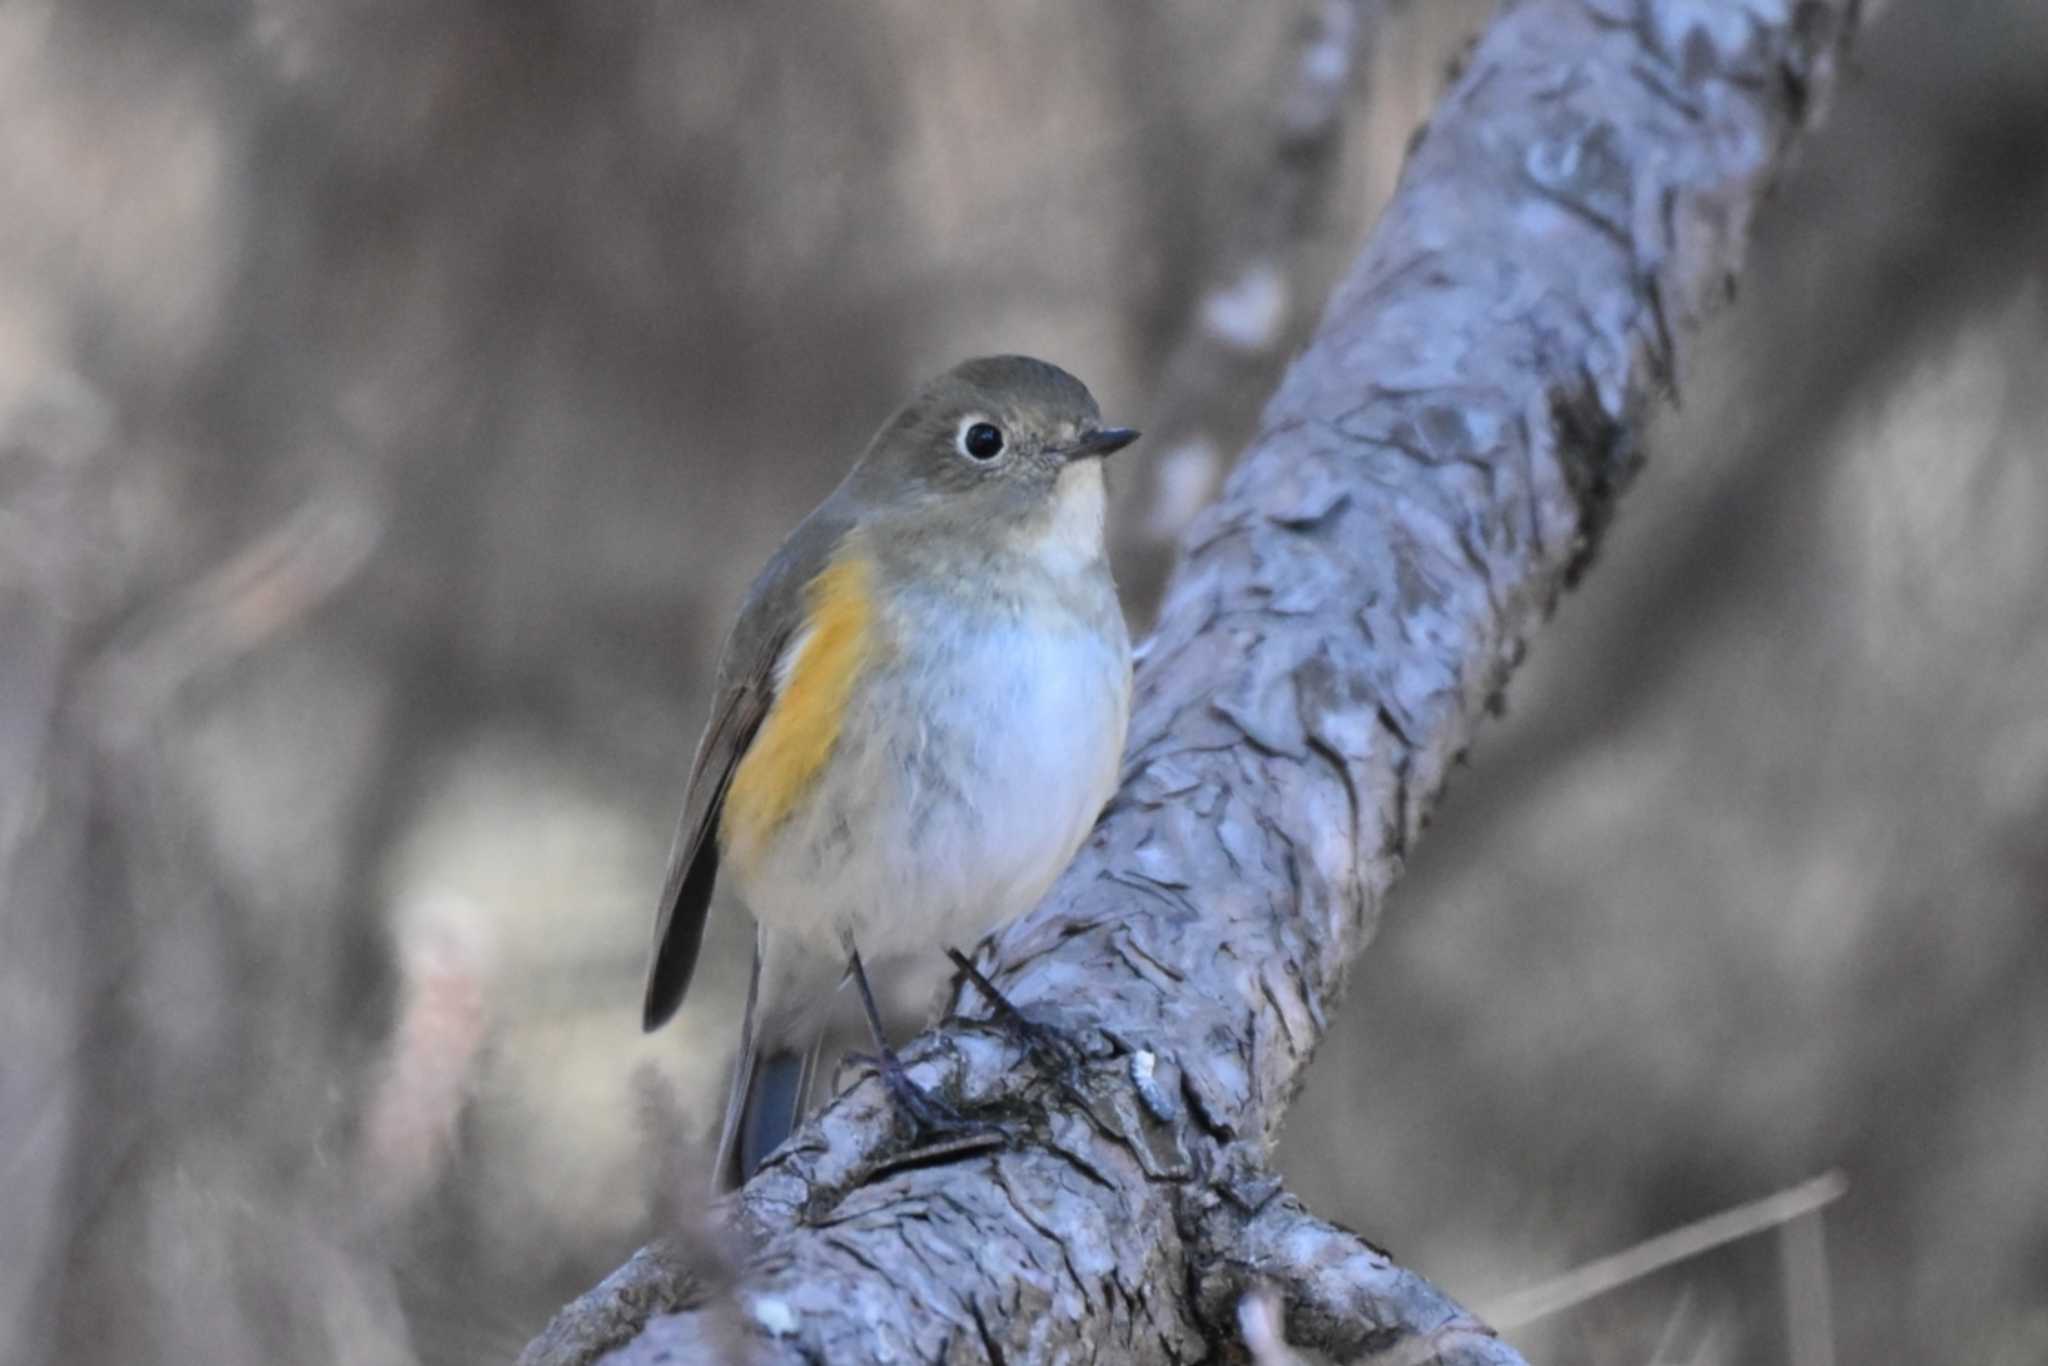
[523,2,1867,1361]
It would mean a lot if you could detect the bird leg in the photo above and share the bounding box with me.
[842,946,976,1138]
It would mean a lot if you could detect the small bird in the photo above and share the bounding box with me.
[642,355,1137,1189]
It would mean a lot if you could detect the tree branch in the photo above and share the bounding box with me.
[523,1,1868,1360]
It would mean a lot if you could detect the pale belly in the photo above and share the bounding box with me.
[732,607,1130,964]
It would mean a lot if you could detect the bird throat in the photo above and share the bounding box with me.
[1030,459,1108,574]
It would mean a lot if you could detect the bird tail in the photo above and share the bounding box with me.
[712,940,820,1192]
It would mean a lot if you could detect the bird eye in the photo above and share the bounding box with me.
[958,420,1005,461]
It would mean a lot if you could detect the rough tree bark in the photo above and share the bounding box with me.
[522,1,1868,1361]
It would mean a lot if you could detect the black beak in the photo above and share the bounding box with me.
[1067,426,1141,460]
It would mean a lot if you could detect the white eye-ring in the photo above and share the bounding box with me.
[956,416,1006,461]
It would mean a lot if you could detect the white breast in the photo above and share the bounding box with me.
[735,579,1131,968]
[913,618,1128,942]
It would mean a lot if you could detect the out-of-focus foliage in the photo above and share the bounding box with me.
[1,2,2042,1364]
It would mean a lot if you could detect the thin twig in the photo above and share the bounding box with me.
[1479,1171,1848,1331]
[1779,1207,1836,1366]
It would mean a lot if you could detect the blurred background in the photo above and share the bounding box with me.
[3,1,2044,1363]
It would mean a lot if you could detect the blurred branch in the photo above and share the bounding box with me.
[524,1,1868,1361]
[1479,1171,1847,1332]
[1780,1197,1837,1366]
[1120,0,1383,604]
[0,371,115,1366]
[83,474,384,753]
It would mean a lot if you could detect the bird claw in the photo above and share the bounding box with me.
[846,1047,983,1140]
[945,949,1086,1077]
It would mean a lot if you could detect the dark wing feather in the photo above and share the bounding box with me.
[640,496,856,1032]
[639,666,776,1030]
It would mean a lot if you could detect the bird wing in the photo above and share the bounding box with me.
[640,498,857,1031]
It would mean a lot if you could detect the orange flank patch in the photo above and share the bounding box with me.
[722,551,877,866]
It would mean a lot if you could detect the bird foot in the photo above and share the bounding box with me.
[846,1046,986,1141]
[945,949,1085,1076]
